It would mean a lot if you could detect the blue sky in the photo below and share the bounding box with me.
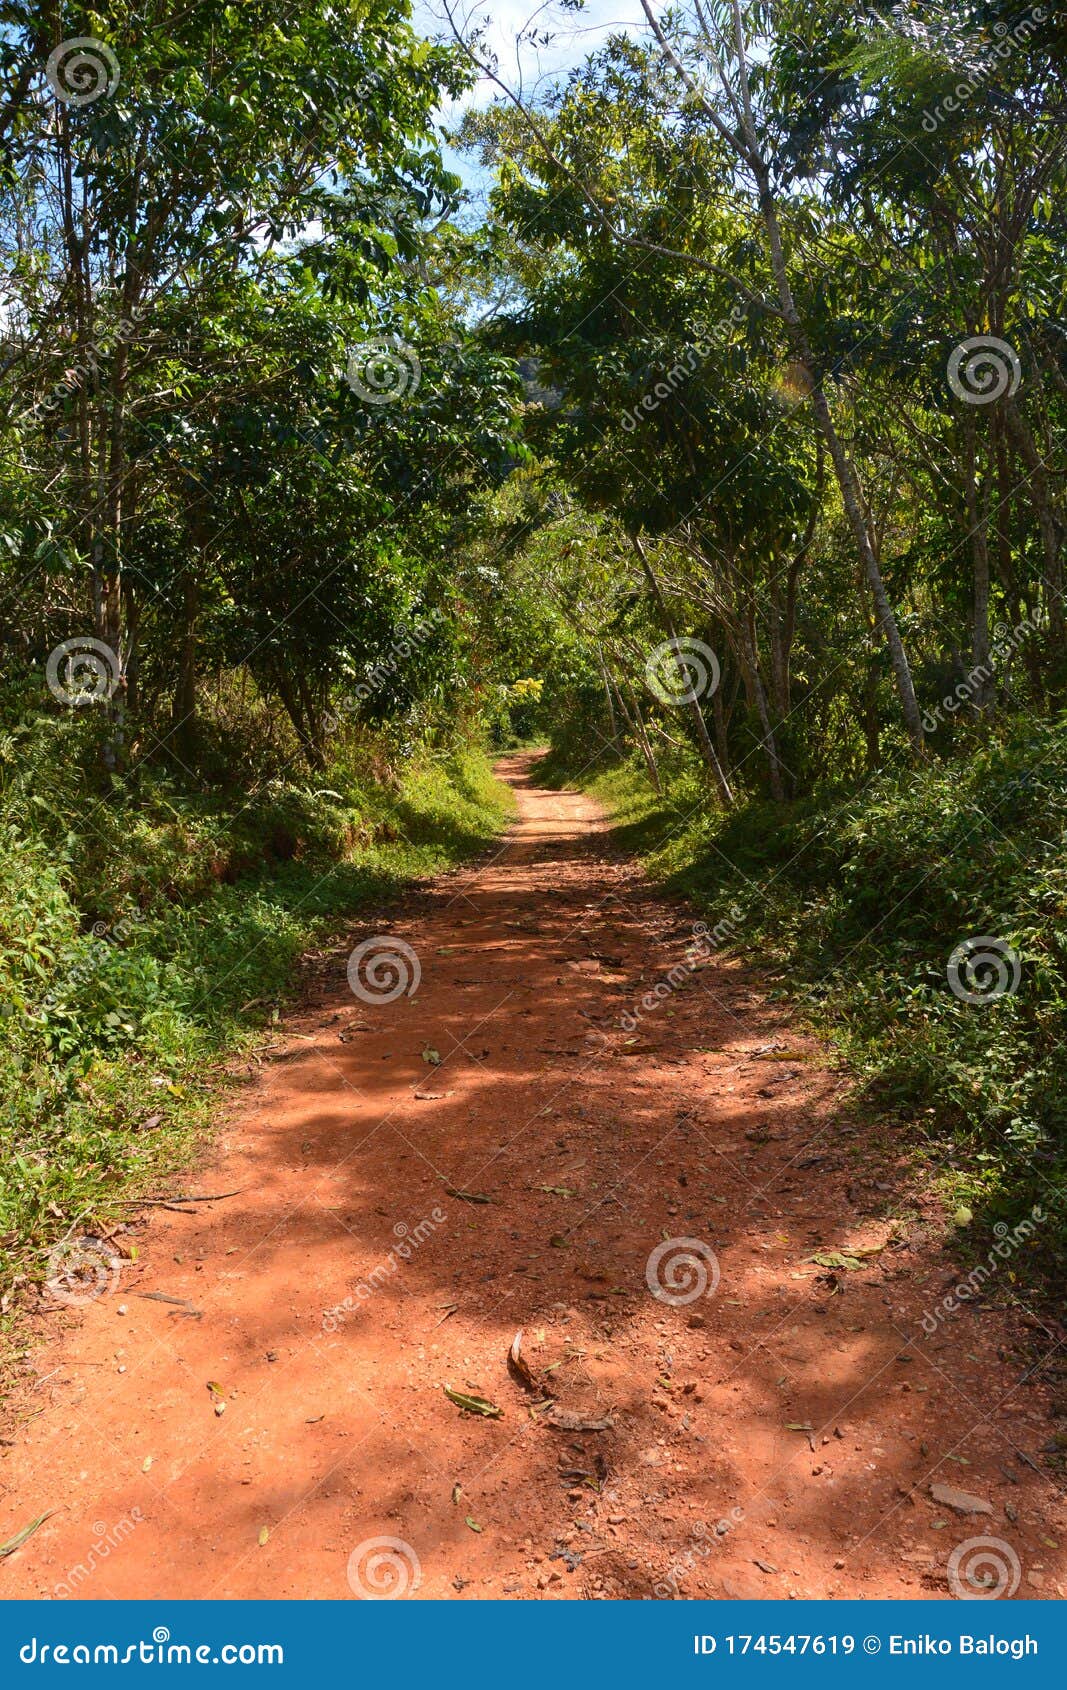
[413,1,652,200]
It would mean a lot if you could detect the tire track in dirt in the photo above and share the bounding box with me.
[1,752,1063,1599]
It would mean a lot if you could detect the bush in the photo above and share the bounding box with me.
[582,720,1067,1261]
[0,718,511,1296]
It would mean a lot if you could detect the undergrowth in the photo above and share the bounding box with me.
[0,710,511,1304]
[553,723,1067,1276]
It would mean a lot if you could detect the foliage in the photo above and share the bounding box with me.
[572,727,1067,1259]
[0,710,510,1291]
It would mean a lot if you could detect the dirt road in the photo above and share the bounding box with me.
[1,752,1063,1599]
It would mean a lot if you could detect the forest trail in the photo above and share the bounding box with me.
[1,752,1063,1600]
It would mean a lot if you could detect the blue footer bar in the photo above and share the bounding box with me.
[0,1601,1063,1683]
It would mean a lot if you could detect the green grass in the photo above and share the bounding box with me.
[0,736,512,1304]
[564,725,1067,1272]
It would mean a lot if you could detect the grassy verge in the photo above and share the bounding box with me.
[0,737,512,1303]
[556,727,1067,1273]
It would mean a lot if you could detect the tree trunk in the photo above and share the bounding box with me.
[632,535,733,803]
[612,671,663,794]
[596,646,621,748]
[173,567,200,759]
[1004,396,1064,644]
[963,410,994,711]
[724,0,925,755]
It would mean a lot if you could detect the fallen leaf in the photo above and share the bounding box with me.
[507,1329,553,1398]
[546,1407,614,1432]
[139,1291,202,1316]
[451,1484,462,1506]
[465,1516,483,1533]
[753,1558,778,1574]
[258,1526,270,1547]
[753,1049,816,1062]
[443,1186,492,1205]
[0,1512,56,1558]
[809,1248,878,1271]
[443,1386,503,1419]
[422,1046,441,1065]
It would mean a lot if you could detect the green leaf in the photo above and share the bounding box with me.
[0,1512,56,1559]
[443,1386,503,1419]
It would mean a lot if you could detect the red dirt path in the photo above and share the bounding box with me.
[1,752,1064,1600]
